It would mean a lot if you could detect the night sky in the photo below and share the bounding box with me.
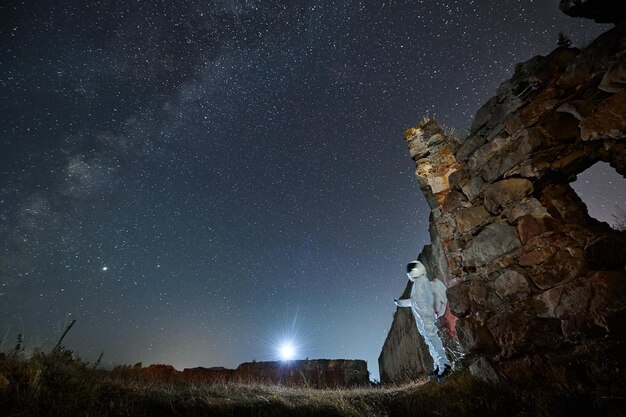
[1,1,622,381]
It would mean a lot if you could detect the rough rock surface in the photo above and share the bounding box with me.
[391,21,626,389]
[378,281,434,383]
[112,360,369,387]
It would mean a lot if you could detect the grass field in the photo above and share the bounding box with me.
[2,345,623,417]
[1,325,623,417]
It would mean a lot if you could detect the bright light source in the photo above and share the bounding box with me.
[279,343,295,361]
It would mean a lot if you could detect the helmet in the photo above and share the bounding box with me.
[406,260,426,280]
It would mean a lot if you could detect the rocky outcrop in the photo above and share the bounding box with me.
[399,22,626,389]
[559,0,626,24]
[378,281,434,383]
[112,359,369,388]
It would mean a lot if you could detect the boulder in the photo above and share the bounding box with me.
[484,178,534,214]
[456,317,498,354]
[463,222,522,267]
[580,89,626,141]
[599,54,626,93]
[516,214,548,244]
[494,269,532,302]
[447,281,472,317]
[469,357,501,384]
[454,206,490,234]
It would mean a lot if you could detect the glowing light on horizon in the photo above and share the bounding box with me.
[279,343,296,361]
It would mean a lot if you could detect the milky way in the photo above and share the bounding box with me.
[0,1,620,380]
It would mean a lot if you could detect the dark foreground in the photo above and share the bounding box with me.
[1,348,624,417]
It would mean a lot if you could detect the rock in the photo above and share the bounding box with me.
[539,182,590,225]
[456,135,487,163]
[580,89,626,141]
[379,304,434,383]
[407,136,430,160]
[599,53,626,93]
[556,100,596,121]
[461,176,485,201]
[487,313,563,358]
[469,357,501,384]
[470,96,499,134]
[393,21,626,393]
[469,279,489,305]
[447,281,472,317]
[486,312,531,358]
[494,269,532,302]
[141,364,178,381]
[516,214,547,243]
[467,136,508,175]
[463,222,522,267]
[484,178,534,214]
[518,243,557,267]
[528,247,587,289]
[585,233,626,267]
[536,270,626,338]
[448,168,468,191]
[505,198,550,224]
[559,0,626,23]
[456,317,498,354]
[454,206,490,234]
[442,190,468,212]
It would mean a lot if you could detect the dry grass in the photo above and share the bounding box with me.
[1,332,623,417]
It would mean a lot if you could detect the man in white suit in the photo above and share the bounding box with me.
[394,260,451,381]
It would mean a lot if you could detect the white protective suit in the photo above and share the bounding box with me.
[395,260,450,375]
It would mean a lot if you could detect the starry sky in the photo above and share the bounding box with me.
[0,0,622,381]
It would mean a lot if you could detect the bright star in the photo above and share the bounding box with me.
[279,343,296,361]
[102,266,108,271]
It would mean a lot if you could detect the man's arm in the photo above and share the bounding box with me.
[394,298,412,308]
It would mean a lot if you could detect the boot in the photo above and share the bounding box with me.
[437,364,452,382]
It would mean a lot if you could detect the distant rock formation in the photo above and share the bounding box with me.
[231,360,369,387]
[112,359,369,388]
[385,16,626,389]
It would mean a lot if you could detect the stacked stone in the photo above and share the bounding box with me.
[403,24,626,387]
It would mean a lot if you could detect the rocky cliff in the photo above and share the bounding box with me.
[384,7,626,389]
[378,281,434,383]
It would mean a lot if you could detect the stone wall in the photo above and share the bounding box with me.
[231,359,368,387]
[400,21,626,388]
[112,359,369,388]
